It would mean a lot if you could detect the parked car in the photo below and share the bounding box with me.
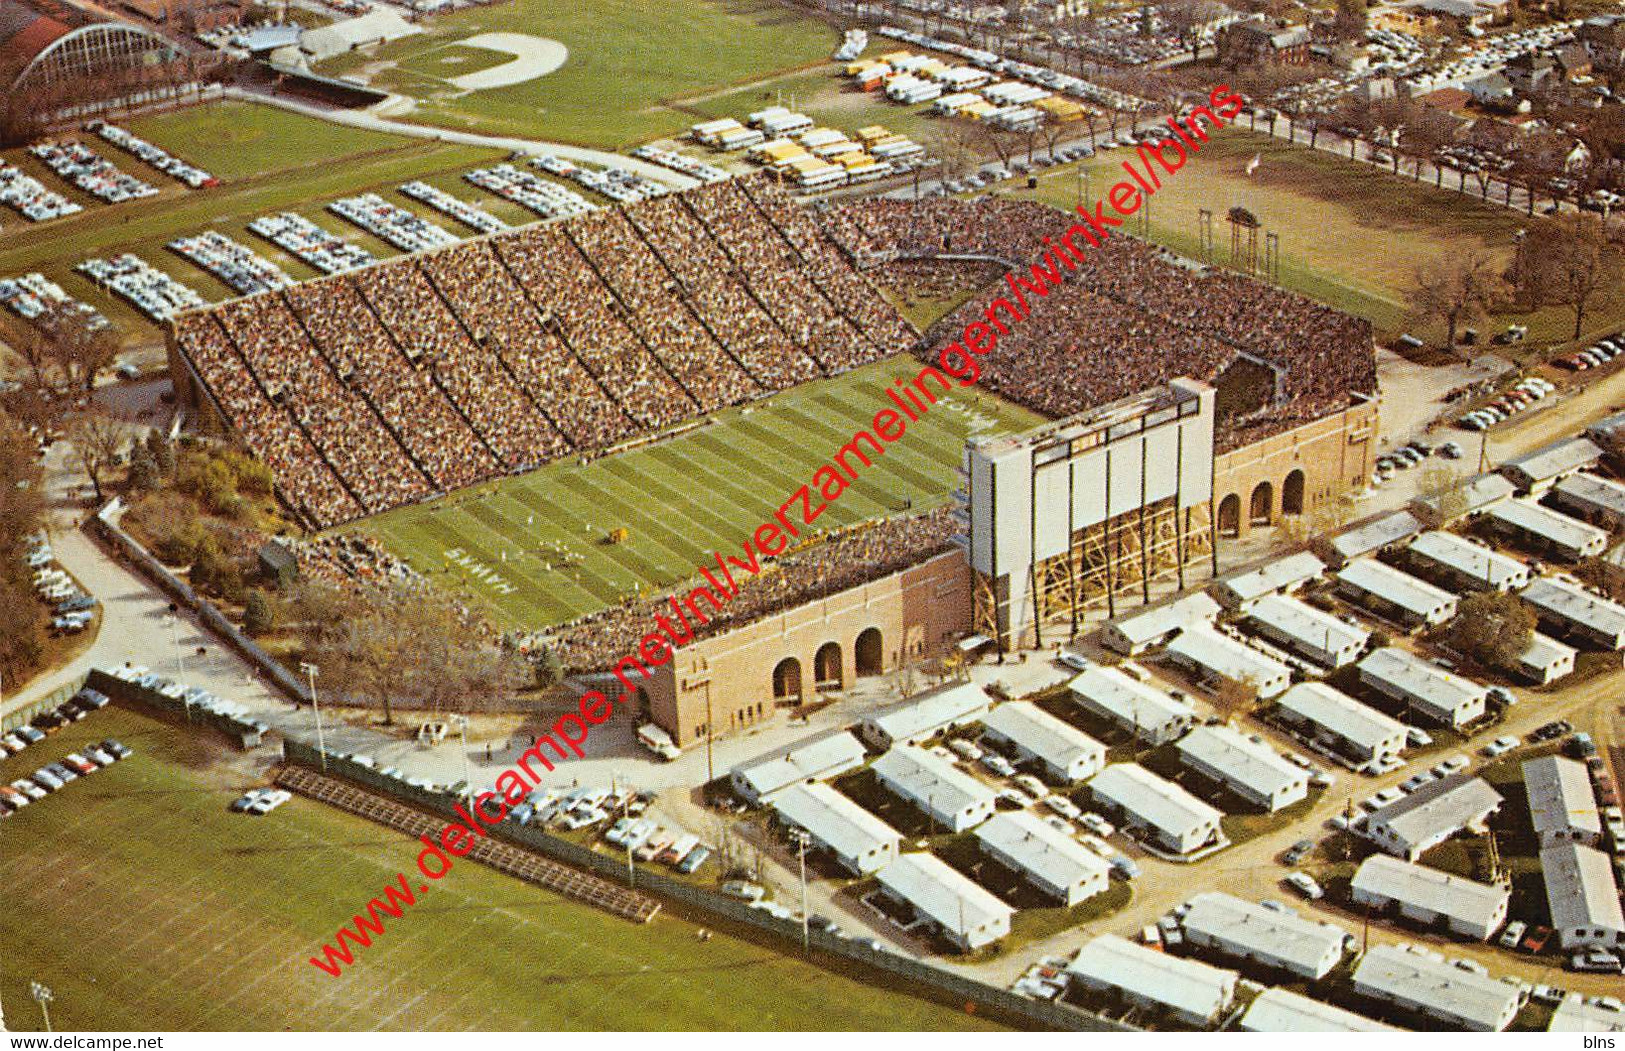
[100,739,131,760]
[1282,839,1315,865]
[721,880,766,902]
[677,846,712,874]
[1571,949,1624,974]
[1080,812,1115,837]
[1499,920,1528,949]
[949,739,984,763]
[1044,795,1082,821]
[979,753,1016,778]
[1483,735,1520,758]
[1014,773,1048,799]
[246,789,291,815]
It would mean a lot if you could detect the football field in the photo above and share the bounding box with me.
[359,355,1040,630]
[0,706,1005,1031]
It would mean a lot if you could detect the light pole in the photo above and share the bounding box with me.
[166,613,184,679]
[453,714,474,804]
[300,661,326,771]
[789,827,811,953]
[29,983,52,1034]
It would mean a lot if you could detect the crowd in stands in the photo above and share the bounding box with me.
[172,174,917,528]
[77,254,207,322]
[547,509,957,671]
[329,193,460,254]
[168,232,293,297]
[400,181,509,235]
[0,163,81,221]
[29,141,158,204]
[824,197,1377,451]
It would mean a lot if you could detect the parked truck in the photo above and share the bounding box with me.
[637,723,680,761]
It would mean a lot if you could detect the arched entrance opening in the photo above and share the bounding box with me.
[772,657,802,703]
[1282,469,1305,516]
[855,628,883,676]
[1250,481,1274,526]
[1218,493,1241,537]
[815,641,843,691]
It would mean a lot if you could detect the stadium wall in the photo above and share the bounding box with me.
[647,550,972,745]
[1212,396,1377,539]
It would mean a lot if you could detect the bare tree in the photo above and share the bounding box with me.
[1525,213,1625,340]
[63,410,133,502]
[1407,252,1509,352]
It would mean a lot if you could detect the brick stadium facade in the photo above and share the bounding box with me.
[643,551,971,746]
[1213,397,1378,539]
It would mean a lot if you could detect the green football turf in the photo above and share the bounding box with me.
[358,355,1040,630]
[317,0,839,149]
[0,706,1006,1031]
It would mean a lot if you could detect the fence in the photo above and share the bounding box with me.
[280,739,1133,1033]
[84,667,264,749]
[88,500,312,706]
[1,681,82,734]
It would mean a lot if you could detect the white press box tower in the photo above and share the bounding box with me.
[955,378,1216,650]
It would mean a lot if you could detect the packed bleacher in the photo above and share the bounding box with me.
[399,181,509,234]
[171,174,918,528]
[29,140,158,204]
[329,193,460,253]
[168,232,293,296]
[0,162,82,221]
[822,197,1377,451]
[547,509,958,672]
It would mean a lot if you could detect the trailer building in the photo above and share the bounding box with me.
[871,745,996,833]
[1484,499,1607,561]
[1166,626,1292,700]
[1366,774,1502,860]
[1415,471,1515,524]
[1405,531,1529,593]
[1087,763,1224,855]
[1067,666,1196,745]
[973,810,1111,906]
[1541,841,1625,950]
[1239,988,1398,1033]
[1551,472,1625,530]
[860,681,993,751]
[1175,724,1309,812]
[1180,891,1348,980]
[1274,681,1407,764]
[1066,934,1238,1028]
[1213,550,1326,611]
[875,852,1012,951]
[1351,943,1520,1031]
[1101,591,1222,656]
[1329,510,1424,565]
[1350,855,1510,940]
[771,782,901,875]
[1356,647,1488,729]
[1520,577,1625,650]
[1246,593,1370,668]
[1524,754,1602,847]
[1500,436,1603,495]
[1549,999,1625,1033]
[1515,631,1577,685]
[1335,557,1458,630]
[979,701,1105,783]
[729,730,867,806]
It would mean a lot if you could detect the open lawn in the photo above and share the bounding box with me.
[360,355,1039,630]
[319,0,838,149]
[0,705,1005,1031]
[1007,129,1625,349]
[0,102,511,342]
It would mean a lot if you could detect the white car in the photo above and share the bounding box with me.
[247,789,291,815]
[1044,795,1082,821]
[979,753,1016,778]
[1285,873,1324,900]
[1014,773,1048,799]
[1434,755,1470,776]
[1080,812,1115,837]
[1058,650,1091,672]
[1483,736,1519,758]
[1499,920,1528,949]
[949,739,984,763]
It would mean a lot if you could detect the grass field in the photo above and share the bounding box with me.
[315,0,837,148]
[0,705,1005,1031]
[359,355,1040,630]
[1006,128,1625,348]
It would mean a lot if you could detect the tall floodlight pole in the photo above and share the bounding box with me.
[789,828,811,953]
[166,613,185,679]
[29,983,52,1034]
[301,661,326,770]
[454,715,475,804]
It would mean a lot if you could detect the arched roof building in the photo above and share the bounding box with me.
[0,0,180,94]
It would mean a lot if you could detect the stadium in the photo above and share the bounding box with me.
[167,173,1378,747]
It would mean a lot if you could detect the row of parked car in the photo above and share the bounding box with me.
[604,818,712,874]
[1,735,132,816]
[1457,375,1557,432]
[4,687,111,753]
[230,787,291,815]
[24,531,97,633]
[1555,332,1625,372]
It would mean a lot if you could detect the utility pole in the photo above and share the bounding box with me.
[705,691,715,786]
[301,661,326,771]
[29,983,52,1034]
[454,714,475,804]
[790,827,811,953]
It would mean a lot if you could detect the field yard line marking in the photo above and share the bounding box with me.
[371,989,431,1031]
[469,486,670,593]
[548,470,707,568]
[593,453,752,539]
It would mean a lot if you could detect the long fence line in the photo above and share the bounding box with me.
[279,739,1133,1033]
